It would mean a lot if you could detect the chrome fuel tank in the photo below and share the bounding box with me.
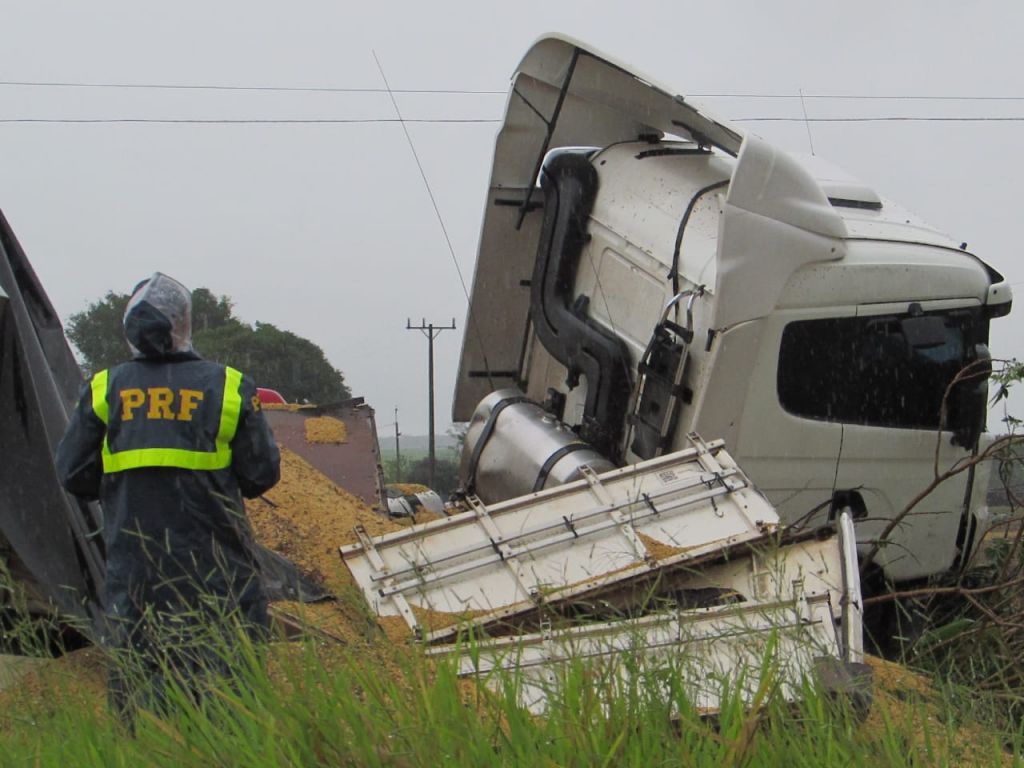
[460,389,615,504]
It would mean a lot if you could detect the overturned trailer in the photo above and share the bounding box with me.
[0,210,105,639]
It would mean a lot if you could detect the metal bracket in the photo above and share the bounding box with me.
[467,494,541,603]
[579,465,652,564]
[353,524,422,639]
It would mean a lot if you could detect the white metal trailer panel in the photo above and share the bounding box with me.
[428,592,840,716]
[341,436,779,640]
[636,515,863,664]
[668,531,845,610]
[425,513,863,716]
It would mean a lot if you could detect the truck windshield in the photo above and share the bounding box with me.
[777,307,987,430]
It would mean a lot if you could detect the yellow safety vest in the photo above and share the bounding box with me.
[90,366,243,473]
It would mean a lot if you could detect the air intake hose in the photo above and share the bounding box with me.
[529,152,632,462]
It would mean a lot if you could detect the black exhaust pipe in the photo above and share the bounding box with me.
[529,153,632,462]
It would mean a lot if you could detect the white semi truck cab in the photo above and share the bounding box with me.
[453,36,1013,587]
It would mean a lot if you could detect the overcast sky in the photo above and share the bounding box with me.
[2,1,1022,434]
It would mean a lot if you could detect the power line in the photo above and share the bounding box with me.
[373,51,480,312]
[0,117,501,124]
[1,115,1022,126]
[732,116,1024,123]
[374,48,497,391]
[0,79,507,95]
[3,79,1024,102]
[691,93,1024,101]
[798,88,815,155]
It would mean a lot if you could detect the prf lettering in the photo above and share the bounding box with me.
[118,388,205,421]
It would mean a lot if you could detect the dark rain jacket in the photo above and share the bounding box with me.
[55,345,280,636]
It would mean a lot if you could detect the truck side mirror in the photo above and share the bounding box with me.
[950,343,991,448]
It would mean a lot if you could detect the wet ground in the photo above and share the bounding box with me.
[0,654,46,693]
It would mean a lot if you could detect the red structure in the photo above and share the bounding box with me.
[256,387,286,405]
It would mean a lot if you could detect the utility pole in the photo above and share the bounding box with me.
[406,318,456,489]
[393,407,401,483]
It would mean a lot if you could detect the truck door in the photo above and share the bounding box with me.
[702,309,850,528]
[829,299,988,582]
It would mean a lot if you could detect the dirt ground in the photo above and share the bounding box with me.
[863,655,1016,766]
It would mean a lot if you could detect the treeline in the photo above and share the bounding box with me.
[66,288,350,404]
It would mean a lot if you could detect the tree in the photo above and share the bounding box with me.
[404,456,460,499]
[65,291,131,376]
[190,288,236,334]
[194,321,350,404]
[446,423,468,460]
[64,287,350,403]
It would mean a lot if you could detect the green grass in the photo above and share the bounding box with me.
[2,623,1021,768]
[378,447,430,463]
[2,553,1022,768]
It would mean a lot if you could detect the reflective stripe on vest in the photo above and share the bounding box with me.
[90,369,110,424]
[93,366,244,473]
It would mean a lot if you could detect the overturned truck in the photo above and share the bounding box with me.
[343,34,1015,710]
[453,35,1013,593]
[0,35,915,712]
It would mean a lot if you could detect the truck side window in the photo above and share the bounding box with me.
[777,309,985,430]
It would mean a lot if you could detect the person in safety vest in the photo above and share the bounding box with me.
[55,272,280,720]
